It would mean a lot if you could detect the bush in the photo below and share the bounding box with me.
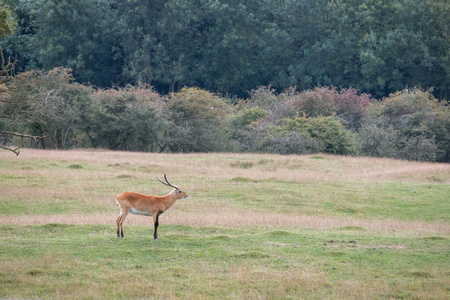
[234,87,362,155]
[303,117,358,155]
[334,88,371,129]
[400,133,439,162]
[228,106,266,150]
[3,68,93,149]
[377,89,450,162]
[260,116,357,155]
[166,87,234,152]
[3,69,448,162]
[285,87,372,130]
[357,124,399,158]
[287,87,336,117]
[247,86,279,108]
[234,107,267,128]
[83,85,166,151]
[263,131,323,155]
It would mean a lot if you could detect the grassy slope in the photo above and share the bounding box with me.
[0,149,449,299]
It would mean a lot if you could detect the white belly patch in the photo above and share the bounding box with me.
[129,208,152,216]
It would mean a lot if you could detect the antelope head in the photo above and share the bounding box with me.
[156,174,188,199]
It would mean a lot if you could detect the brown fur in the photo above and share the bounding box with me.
[116,177,187,239]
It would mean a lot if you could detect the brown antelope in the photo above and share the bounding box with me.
[115,174,187,239]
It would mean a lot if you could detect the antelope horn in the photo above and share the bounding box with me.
[156,175,169,186]
[164,174,180,189]
[156,174,180,189]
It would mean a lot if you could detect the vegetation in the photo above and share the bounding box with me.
[0,1,448,297]
[0,1,449,161]
[0,0,449,100]
[0,150,449,299]
[2,224,449,299]
[2,69,449,161]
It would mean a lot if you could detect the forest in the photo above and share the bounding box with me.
[0,0,449,162]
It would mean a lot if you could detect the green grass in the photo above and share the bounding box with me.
[0,224,448,299]
[195,178,450,222]
[0,149,449,299]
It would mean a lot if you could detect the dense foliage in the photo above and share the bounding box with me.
[1,1,449,161]
[1,0,449,99]
[1,68,449,162]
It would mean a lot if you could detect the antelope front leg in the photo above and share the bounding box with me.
[117,211,129,238]
[153,212,161,240]
[116,216,121,237]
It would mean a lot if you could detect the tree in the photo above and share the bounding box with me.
[425,0,450,100]
[3,68,92,150]
[12,0,122,86]
[0,2,15,37]
[2,0,449,100]
[0,2,44,155]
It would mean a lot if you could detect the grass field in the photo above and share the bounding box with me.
[0,149,449,299]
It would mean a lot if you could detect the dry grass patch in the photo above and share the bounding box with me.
[5,149,450,183]
[1,149,449,229]
[2,211,449,235]
[229,264,327,298]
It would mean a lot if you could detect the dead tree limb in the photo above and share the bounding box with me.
[0,131,46,156]
[0,130,45,141]
[0,145,20,156]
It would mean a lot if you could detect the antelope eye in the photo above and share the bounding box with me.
[178,190,182,193]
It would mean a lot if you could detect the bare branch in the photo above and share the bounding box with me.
[0,145,20,155]
[0,130,45,141]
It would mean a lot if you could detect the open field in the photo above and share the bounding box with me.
[0,149,449,299]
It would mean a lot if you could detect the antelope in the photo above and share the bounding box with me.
[115,174,187,240]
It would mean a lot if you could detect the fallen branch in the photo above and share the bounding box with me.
[0,145,20,156]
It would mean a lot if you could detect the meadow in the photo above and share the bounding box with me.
[0,149,449,299]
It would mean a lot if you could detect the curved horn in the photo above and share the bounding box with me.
[164,174,180,189]
[156,175,170,186]
[156,174,180,189]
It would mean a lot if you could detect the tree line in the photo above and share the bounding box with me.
[1,68,449,162]
[0,0,449,99]
[0,1,449,161]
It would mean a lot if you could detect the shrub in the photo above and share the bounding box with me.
[228,106,266,149]
[83,85,166,151]
[378,89,450,162]
[400,133,439,162]
[303,116,358,155]
[263,131,324,155]
[333,88,371,129]
[357,124,399,158]
[247,86,279,108]
[287,87,336,117]
[232,107,266,129]
[166,87,234,152]
[3,68,93,149]
[286,87,372,129]
[262,116,357,155]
